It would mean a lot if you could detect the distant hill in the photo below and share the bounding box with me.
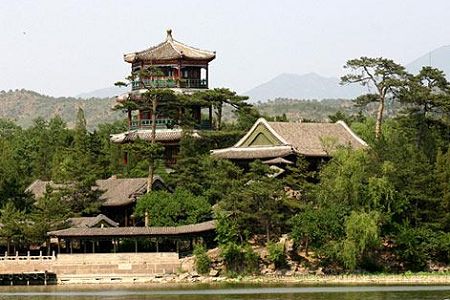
[256,98,358,121]
[244,46,450,103]
[406,45,450,78]
[76,86,129,99]
[0,89,361,129]
[244,73,365,103]
[0,89,122,129]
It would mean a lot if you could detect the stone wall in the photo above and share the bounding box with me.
[0,253,180,276]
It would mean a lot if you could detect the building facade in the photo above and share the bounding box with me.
[110,30,216,166]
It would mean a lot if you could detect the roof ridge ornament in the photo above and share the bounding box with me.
[166,29,173,42]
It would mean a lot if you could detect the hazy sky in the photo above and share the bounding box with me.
[1,0,450,97]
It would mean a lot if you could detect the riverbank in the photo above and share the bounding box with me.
[57,272,450,285]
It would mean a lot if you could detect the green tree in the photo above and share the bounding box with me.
[27,189,71,246]
[135,188,211,226]
[117,68,181,192]
[338,211,380,271]
[0,202,27,254]
[193,88,250,130]
[341,57,407,139]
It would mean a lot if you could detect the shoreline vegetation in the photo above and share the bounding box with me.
[55,272,450,285]
[2,59,450,277]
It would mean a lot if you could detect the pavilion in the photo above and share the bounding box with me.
[211,117,367,169]
[47,221,216,254]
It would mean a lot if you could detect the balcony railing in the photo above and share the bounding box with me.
[130,119,212,130]
[130,118,174,129]
[132,79,176,90]
[179,79,208,89]
[131,78,207,90]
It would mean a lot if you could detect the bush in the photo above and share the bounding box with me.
[220,242,260,275]
[267,242,287,269]
[193,244,211,275]
[243,244,260,274]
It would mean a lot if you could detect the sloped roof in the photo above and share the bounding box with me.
[25,180,72,199]
[262,157,294,165]
[26,176,166,207]
[95,176,165,207]
[124,30,215,63]
[67,214,119,228]
[268,121,367,156]
[110,128,201,144]
[48,220,216,238]
[110,129,184,144]
[211,118,367,159]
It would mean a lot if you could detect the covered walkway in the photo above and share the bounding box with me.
[47,221,216,255]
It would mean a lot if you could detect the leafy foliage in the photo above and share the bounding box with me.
[193,244,211,274]
[134,189,211,226]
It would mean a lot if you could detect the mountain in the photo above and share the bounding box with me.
[406,45,450,78]
[76,86,129,99]
[245,46,450,103]
[244,73,364,103]
[0,89,122,129]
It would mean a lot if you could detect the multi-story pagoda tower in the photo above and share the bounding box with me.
[110,30,216,165]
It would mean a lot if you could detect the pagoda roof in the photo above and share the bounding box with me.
[124,30,216,63]
[110,129,200,144]
[211,118,368,159]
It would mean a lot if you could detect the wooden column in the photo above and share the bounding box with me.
[206,66,209,88]
[209,105,213,129]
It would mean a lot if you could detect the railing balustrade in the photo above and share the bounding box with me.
[0,251,56,261]
[131,78,207,90]
[130,118,174,130]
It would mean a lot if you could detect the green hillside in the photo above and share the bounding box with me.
[0,89,122,129]
[1,90,364,128]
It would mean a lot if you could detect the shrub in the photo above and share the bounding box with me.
[267,242,287,269]
[193,244,211,275]
[220,242,260,275]
[243,244,260,274]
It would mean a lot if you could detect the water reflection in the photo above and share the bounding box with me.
[0,285,449,299]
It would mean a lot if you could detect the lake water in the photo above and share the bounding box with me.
[0,284,449,299]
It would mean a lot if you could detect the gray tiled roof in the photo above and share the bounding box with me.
[48,220,216,238]
[67,214,119,228]
[124,30,215,63]
[211,118,367,159]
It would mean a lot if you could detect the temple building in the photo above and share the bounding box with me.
[211,117,367,171]
[110,29,216,166]
[26,176,168,227]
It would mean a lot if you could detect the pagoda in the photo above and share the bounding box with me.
[110,30,216,165]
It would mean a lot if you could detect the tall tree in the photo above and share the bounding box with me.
[193,88,250,130]
[341,57,407,139]
[116,67,179,192]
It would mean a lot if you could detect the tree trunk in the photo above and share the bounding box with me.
[375,96,385,140]
[217,104,222,131]
[147,97,157,193]
[127,109,132,128]
[305,237,309,256]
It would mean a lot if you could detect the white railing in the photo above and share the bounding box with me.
[0,251,56,261]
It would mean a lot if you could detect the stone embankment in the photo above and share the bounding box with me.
[57,271,450,285]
